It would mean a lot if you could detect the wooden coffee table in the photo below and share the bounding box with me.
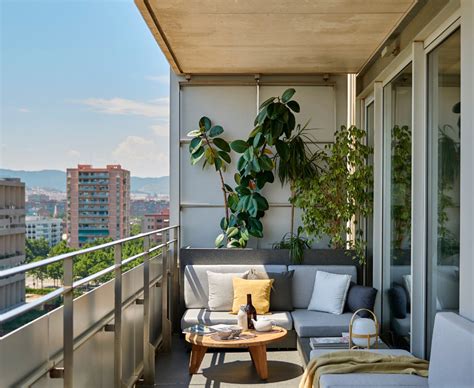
[185,327,287,380]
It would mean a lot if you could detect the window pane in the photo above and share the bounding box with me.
[427,29,460,354]
[383,63,412,349]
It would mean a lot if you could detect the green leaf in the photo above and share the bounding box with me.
[187,129,201,137]
[243,146,254,162]
[249,198,258,217]
[287,100,300,113]
[253,132,265,148]
[213,137,230,152]
[199,116,211,131]
[224,184,234,192]
[249,126,262,138]
[189,137,202,153]
[220,217,228,230]
[214,157,222,171]
[275,140,290,161]
[209,125,224,138]
[281,88,296,103]
[215,233,225,248]
[255,106,268,126]
[226,226,239,238]
[228,193,239,211]
[237,156,246,172]
[252,157,261,172]
[259,155,273,171]
[204,148,215,165]
[234,173,241,185]
[260,96,275,109]
[190,147,205,164]
[254,194,269,211]
[218,150,231,163]
[231,140,249,153]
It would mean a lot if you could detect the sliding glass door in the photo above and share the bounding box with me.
[427,29,461,354]
[383,64,412,348]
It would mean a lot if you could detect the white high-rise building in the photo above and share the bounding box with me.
[26,216,63,247]
[0,178,26,311]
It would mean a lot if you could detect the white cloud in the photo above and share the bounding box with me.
[151,123,168,137]
[76,97,169,118]
[113,136,168,176]
[17,107,30,113]
[145,75,169,84]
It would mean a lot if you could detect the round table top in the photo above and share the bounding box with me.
[185,326,288,348]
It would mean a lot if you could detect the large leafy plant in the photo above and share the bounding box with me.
[294,125,373,264]
[187,88,303,248]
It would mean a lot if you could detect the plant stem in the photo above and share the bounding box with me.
[290,184,296,236]
[202,133,229,221]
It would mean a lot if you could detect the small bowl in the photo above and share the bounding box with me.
[214,326,242,340]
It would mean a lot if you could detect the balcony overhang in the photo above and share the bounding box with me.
[135,0,417,75]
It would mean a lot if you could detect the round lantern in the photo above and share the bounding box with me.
[349,308,379,349]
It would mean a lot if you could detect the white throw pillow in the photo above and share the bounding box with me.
[207,271,247,311]
[403,274,412,301]
[307,271,351,315]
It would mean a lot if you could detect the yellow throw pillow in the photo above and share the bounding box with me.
[232,277,274,314]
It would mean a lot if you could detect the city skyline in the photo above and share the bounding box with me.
[0,0,170,178]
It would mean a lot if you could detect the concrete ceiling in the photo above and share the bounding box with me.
[136,0,417,75]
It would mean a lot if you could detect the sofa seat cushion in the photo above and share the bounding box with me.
[319,373,428,387]
[292,309,352,337]
[181,309,293,330]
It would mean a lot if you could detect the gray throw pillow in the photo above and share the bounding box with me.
[207,271,247,311]
[247,269,294,311]
[345,282,377,318]
[388,283,408,319]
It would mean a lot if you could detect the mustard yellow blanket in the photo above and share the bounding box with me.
[299,351,429,388]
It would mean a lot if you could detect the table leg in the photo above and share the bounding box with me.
[248,344,268,380]
[189,344,207,374]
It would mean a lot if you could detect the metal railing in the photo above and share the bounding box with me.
[0,225,179,387]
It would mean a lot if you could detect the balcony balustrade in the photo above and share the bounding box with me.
[0,225,179,387]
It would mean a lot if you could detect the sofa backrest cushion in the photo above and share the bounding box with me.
[288,265,357,309]
[184,264,287,309]
[429,312,474,387]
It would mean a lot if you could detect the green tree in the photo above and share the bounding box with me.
[25,238,50,263]
[46,241,74,286]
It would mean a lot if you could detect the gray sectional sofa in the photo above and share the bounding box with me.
[181,264,358,349]
[309,312,474,387]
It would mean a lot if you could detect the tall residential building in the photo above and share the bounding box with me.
[141,209,169,243]
[0,178,26,311]
[26,216,63,247]
[67,165,130,248]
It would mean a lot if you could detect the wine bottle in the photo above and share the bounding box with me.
[245,293,257,329]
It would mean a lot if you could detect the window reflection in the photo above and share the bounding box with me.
[383,63,412,349]
[427,29,460,354]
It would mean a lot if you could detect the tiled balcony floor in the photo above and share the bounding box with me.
[154,336,304,387]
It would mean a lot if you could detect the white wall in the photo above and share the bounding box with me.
[170,74,348,248]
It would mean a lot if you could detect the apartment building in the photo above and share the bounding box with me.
[141,209,169,243]
[26,216,63,247]
[66,165,130,248]
[0,178,26,311]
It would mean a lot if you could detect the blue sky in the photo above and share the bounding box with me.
[1,0,170,177]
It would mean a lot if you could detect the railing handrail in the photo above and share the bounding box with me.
[0,225,178,279]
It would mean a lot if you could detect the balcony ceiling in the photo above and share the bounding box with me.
[136,0,417,75]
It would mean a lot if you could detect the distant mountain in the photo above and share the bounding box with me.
[0,169,169,195]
